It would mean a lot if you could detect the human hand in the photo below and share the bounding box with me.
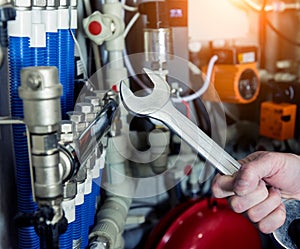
[212,151,300,233]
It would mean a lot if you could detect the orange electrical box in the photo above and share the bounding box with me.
[260,101,297,141]
[202,63,260,104]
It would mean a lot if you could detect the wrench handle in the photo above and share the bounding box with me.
[151,102,240,175]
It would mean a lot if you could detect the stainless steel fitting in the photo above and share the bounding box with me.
[19,66,63,205]
[63,180,77,199]
[19,66,62,134]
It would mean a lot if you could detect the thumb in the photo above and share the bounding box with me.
[234,151,275,196]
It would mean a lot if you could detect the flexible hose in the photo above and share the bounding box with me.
[59,222,74,249]
[73,204,83,248]
[9,36,40,248]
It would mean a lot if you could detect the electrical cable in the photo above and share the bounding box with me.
[122,3,138,12]
[265,18,300,47]
[172,55,218,103]
[123,12,140,38]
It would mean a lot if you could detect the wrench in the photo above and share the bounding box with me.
[120,68,240,175]
[120,68,300,249]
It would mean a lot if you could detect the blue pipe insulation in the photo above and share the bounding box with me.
[59,222,74,249]
[58,28,75,119]
[66,29,75,114]
[45,32,58,66]
[89,170,103,228]
[81,194,91,249]
[31,47,46,66]
[8,36,40,248]
[73,204,83,248]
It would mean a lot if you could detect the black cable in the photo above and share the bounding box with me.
[238,0,300,47]
[265,17,300,47]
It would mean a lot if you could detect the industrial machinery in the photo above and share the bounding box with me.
[1,0,300,249]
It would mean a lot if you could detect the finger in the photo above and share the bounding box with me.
[246,187,282,223]
[211,174,235,198]
[238,151,268,165]
[234,152,283,196]
[257,203,286,234]
[229,180,268,213]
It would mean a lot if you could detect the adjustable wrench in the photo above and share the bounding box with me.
[120,68,300,249]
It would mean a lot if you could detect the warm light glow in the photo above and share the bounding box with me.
[188,0,250,41]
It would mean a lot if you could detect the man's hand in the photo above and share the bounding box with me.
[212,151,300,233]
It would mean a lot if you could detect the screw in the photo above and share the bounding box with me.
[27,72,42,90]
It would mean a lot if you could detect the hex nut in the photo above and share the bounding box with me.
[63,180,77,199]
[75,103,93,114]
[67,111,84,123]
[60,120,72,133]
[85,96,101,107]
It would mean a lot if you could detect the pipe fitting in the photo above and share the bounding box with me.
[19,66,62,134]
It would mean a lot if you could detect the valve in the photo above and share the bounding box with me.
[83,11,124,45]
[15,206,68,249]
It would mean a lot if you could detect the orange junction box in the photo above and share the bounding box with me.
[260,101,297,141]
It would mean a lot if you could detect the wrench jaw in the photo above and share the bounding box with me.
[119,68,171,116]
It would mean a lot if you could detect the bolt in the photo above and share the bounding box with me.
[27,72,42,90]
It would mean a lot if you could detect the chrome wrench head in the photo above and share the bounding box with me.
[120,68,171,116]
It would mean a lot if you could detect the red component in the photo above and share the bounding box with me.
[184,165,192,176]
[88,21,102,35]
[145,198,262,249]
[112,84,118,93]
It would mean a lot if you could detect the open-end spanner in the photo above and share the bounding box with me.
[120,68,300,249]
[120,68,240,175]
